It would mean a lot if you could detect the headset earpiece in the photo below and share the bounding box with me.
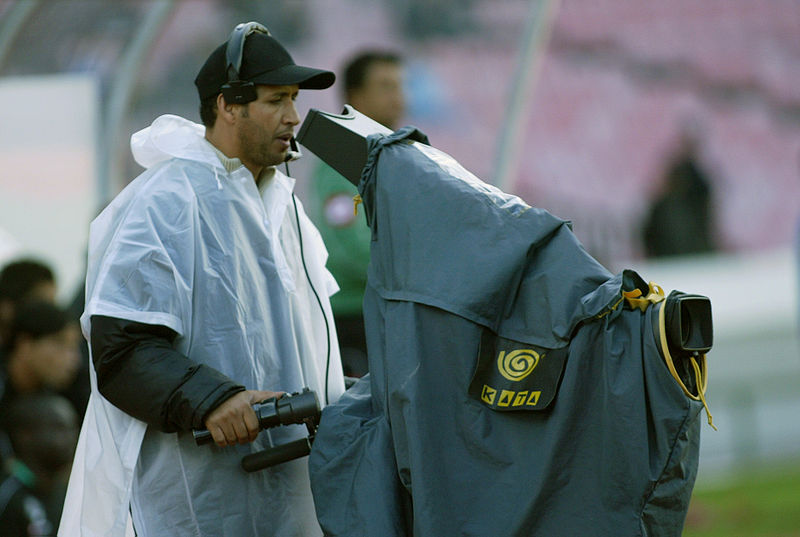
[221,81,258,104]
[220,22,270,105]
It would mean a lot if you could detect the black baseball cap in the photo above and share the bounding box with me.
[195,30,335,100]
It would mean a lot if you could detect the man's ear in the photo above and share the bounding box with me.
[216,93,238,124]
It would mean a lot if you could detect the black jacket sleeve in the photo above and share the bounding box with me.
[90,315,245,433]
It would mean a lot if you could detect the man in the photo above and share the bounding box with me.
[342,51,406,131]
[306,50,405,377]
[59,23,345,537]
[0,394,79,536]
[0,259,57,347]
[642,126,717,258]
[0,301,80,465]
[0,301,81,420]
[0,259,89,418]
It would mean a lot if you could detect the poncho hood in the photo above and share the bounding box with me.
[131,114,221,170]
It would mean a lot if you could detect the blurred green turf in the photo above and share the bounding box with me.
[683,461,800,537]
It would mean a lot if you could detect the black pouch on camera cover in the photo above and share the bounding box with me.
[468,329,569,411]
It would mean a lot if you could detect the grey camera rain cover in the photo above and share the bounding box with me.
[308,127,703,537]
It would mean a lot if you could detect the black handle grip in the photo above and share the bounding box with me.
[240,438,312,472]
[192,388,320,447]
[193,429,214,446]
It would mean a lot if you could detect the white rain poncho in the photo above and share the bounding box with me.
[59,114,345,537]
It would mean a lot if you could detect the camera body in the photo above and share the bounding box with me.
[296,105,392,186]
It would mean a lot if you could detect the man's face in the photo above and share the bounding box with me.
[350,61,405,130]
[235,84,301,170]
[26,323,81,390]
[0,281,55,344]
[27,280,57,303]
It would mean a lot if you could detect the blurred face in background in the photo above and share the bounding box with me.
[349,60,406,130]
[0,278,56,345]
[19,322,81,390]
[27,280,57,303]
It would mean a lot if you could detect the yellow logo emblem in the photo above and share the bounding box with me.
[497,349,540,382]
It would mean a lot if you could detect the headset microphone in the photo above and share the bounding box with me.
[285,137,302,162]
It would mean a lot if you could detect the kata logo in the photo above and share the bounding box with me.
[497,349,540,381]
[480,385,541,407]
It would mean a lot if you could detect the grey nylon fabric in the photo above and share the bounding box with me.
[308,128,702,536]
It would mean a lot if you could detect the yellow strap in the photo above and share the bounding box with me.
[599,281,664,320]
[690,354,717,431]
[624,281,666,311]
[657,298,716,430]
[353,194,363,216]
[623,281,715,429]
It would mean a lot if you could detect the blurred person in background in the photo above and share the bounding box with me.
[0,259,56,348]
[0,301,80,468]
[0,301,80,421]
[0,258,90,420]
[642,126,718,258]
[59,22,344,537]
[0,393,79,537]
[306,50,406,378]
[0,301,80,532]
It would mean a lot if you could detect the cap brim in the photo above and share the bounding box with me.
[249,64,335,90]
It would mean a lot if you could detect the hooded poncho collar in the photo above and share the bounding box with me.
[130,114,277,187]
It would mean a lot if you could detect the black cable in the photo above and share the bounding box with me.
[286,162,332,405]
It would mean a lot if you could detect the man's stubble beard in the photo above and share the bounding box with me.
[237,107,285,169]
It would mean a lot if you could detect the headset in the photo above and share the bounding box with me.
[221,21,302,161]
[221,21,268,105]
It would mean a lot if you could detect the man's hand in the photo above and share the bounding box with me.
[204,389,283,447]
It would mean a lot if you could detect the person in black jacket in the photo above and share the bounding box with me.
[642,129,718,258]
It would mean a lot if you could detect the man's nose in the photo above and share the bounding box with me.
[285,102,300,125]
